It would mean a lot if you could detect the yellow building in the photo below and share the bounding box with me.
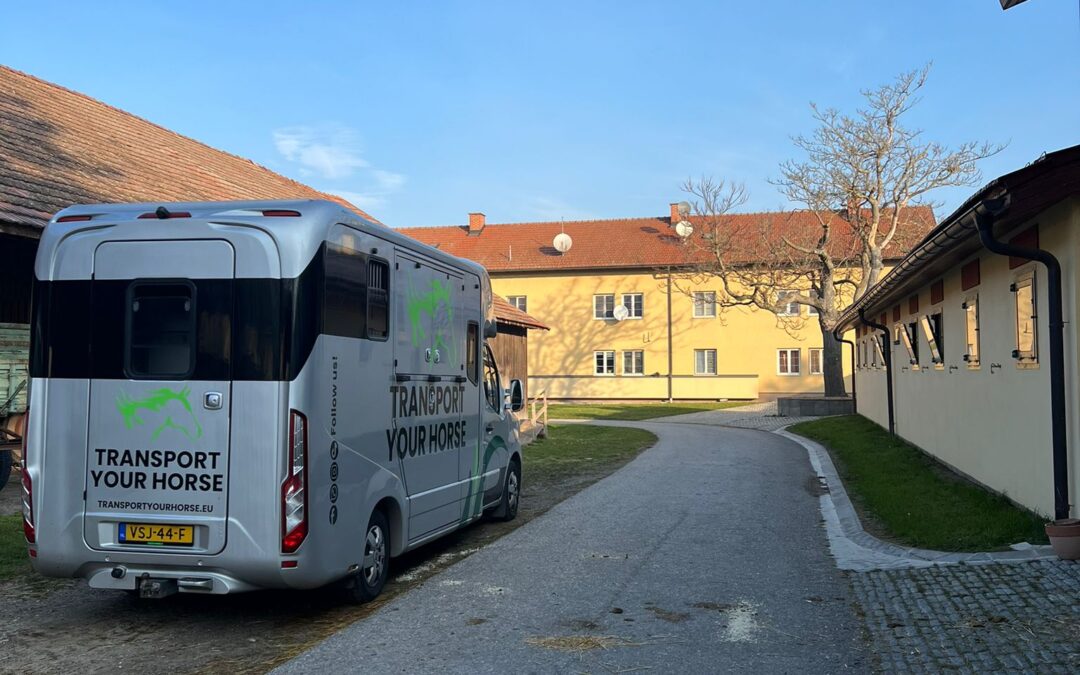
[402,205,932,401]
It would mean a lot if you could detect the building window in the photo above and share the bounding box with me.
[366,258,390,341]
[621,293,644,319]
[776,290,800,317]
[693,291,717,318]
[466,322,479,385]
[904,321,920,367]
[594,294,615,320]
[1013,273,1038,364]
[920,313,943,365]
[623,350,644,375]
[809,348,823,375]
[694,349,717,375]
[507,295,527,313]
[963,296,979,367]
[806,304,820,317]
[594,350,615,375]
[778,348,801,375]
[125,281,196,379]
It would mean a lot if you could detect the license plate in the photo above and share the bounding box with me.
[119,523,194,546]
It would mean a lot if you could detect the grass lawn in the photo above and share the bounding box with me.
[526,424,657,482]
[0,515,29,581]
[547,401,751,421]
[789,415,1048,551]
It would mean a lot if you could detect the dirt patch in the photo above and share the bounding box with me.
[465,617,487,626]
[646,606,690,623]
[525,635,637,652]
[691,601,735,611]
[560,618,601,631]
[0,455,650,674]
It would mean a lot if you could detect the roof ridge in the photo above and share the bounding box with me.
[401,205,935,231]
[0,65,371,221]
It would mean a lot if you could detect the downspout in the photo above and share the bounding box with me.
[667,272,674,402]
[973,197,1070,520]
[833,327,857,412]
[859,309,894,435]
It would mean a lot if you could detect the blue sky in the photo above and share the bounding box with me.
[2,1,1077,228]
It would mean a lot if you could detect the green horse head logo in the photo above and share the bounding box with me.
[116,387,203,441]
[407,279,456,358]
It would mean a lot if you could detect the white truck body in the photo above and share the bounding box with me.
[24,200,523,597]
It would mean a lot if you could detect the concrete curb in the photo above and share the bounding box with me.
[774,427,1058,572]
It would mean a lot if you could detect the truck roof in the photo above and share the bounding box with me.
[42,199,489,281]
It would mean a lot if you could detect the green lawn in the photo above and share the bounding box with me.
[0,515,29,581]
[789,415,1048,551]
[526,424,657,482]
[547,401,751,421]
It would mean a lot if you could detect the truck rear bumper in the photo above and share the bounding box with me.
[85,564,262,594]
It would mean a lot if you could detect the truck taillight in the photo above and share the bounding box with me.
[21,408,34,544]
[281,410,307,553]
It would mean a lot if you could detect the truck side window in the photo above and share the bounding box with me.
[323,243,366,338]
[367,258,389,341]
[483,344,500,412]
[466,322,479,385]
[125,281,196,379]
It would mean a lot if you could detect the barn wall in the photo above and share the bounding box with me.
[0,234,37,324]
[490,324,530,400]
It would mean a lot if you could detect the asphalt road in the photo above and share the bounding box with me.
[276,421,867,674]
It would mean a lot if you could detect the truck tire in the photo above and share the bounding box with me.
[495,458,521,522]
[0,449,10,492]
[345,509,390,603]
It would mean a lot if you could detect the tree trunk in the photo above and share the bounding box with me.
[819,325,847,397]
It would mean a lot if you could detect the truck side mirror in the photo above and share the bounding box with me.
[508,379,524,412]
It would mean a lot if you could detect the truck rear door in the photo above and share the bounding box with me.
[83,240,234,555]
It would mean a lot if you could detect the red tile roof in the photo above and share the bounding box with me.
[0,65,372,237]
[493,294,548,330]
[400,208,936,274]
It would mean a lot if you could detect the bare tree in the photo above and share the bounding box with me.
[680,66,1002,396]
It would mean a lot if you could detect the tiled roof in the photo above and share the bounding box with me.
[400,208,936,274]
[0,65,372,236]
[492,294,548,330]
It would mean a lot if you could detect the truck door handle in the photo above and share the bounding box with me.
[485,423,495,435]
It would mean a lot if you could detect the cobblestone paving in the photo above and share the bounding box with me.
[852,561,1080,673]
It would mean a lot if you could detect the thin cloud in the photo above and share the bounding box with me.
[272,124,406,213]
[272,124,369,180]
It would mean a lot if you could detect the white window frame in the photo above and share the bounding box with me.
[692,291,717,318]
[963,294,980,368]
[777,348,801,375]
[507,295,527,313]
[809,347,823,375]
[776,291,800,317]
[593,294,615,320]
[594,350,615,376]
[621,293,644,319]
[622,350,644,376]
[1013,271,1038,366]
[694,349,717,375]
[806,304,820,317]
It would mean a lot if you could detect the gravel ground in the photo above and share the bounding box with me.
[277,421,867,674]
[852,560,1080,672]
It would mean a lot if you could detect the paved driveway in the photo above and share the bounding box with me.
[276,421,867,673]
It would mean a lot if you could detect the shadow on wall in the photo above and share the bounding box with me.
[526,272,701,400]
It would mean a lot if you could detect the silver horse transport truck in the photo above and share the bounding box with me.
[24,200,525,601]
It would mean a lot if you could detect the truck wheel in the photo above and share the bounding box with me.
[346,509,390,603]
[0,449,11,492]
[496,459,521,522]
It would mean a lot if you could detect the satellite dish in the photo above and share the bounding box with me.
[677,201,692,218]
[553,232,573,254]
[675,220,694,238]
[612,305,630,321]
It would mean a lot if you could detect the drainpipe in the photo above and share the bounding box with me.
[859,309,894,435]
[833,327,857,412]
[973,197,1070,520]
[666,272,674,402]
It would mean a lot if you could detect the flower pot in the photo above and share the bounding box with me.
[1045,518,1080,560]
